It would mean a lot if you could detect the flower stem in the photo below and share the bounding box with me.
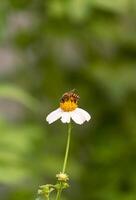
[55,188,62,200]
[62,122,72,173]
[55,122,72,200]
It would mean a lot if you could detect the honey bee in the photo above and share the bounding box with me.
[60,89,80,103]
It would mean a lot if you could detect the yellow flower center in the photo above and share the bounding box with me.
[60,99,77,112]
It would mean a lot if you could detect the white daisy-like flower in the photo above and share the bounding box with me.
[46,90,91,125]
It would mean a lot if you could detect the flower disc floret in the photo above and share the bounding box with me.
[60,100,77,112]
[56,172,69,182]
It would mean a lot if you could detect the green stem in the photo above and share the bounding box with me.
[55,123,72,200]
[62,122,72,173]
[55,188,62,200]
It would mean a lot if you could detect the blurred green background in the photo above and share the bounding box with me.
[0,0,136,200]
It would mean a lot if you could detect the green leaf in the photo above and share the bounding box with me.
[91,0,130,13]
[0,120,44,184]
[0,84,40,112]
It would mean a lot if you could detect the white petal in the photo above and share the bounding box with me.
[61,112,71,123]
[76,108,91,121]
[46,108,62,124]
[71,110,85,125]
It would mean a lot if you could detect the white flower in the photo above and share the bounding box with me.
[46,107,91,125]
[46,90,91,125]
